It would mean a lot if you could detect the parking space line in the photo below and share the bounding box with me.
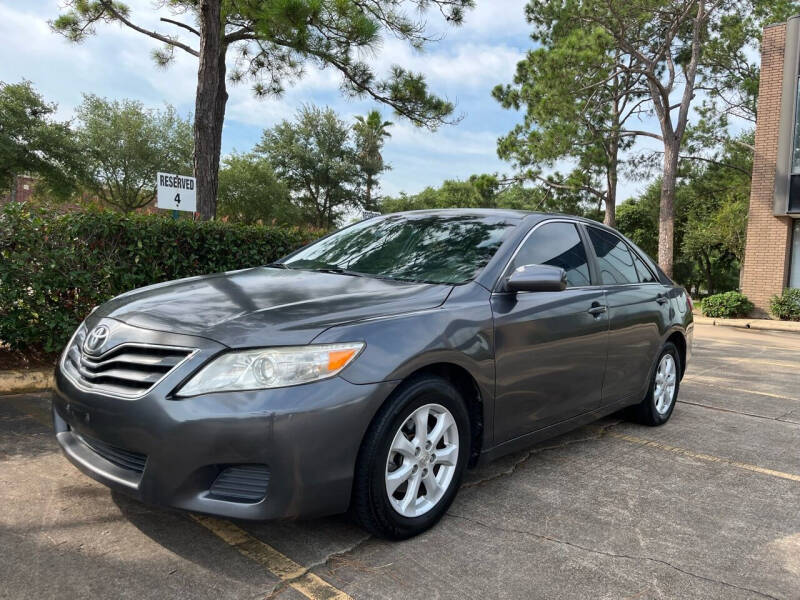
[696,355,799,370]
[676,399,797,423]
[607,431,800,483]
[683,376,797,402]
[191,515,352,600]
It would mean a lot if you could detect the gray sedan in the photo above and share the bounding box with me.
[53,209,693,539]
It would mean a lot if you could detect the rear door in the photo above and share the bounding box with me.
[583,225,668,406]
[491,221,609,443]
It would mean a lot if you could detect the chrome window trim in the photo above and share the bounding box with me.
[60,341,198,400]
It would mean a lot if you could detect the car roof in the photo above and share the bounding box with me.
[387,208,530,220]
[386,208,607,228]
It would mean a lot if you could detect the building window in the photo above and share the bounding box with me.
[791,221,800,288]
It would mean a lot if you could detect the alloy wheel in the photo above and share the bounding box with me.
[385,403,459,518]
[654,353,677,414]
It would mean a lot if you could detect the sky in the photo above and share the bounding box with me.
[0,0,650,200]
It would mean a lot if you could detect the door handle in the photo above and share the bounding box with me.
[587,305,607,316]
[656,294,669,305]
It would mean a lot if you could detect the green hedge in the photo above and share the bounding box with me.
[700,291,753,319]
[769,288,800,321]
[0,203,317,354]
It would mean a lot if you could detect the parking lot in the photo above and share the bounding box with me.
[1,322,798,600]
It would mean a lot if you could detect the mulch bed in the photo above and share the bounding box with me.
[0,348,58,371]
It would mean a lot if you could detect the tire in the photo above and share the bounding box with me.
[633,341,681,426]
[351,374,471,539]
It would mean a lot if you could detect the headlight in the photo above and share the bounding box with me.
[176,342,365,397]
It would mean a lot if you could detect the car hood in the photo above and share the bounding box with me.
[96,267,452,347]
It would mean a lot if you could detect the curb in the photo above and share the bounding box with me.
[693,315,800,333]
[0,369,54,395]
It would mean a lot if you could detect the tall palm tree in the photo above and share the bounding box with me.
[353,110,392,211]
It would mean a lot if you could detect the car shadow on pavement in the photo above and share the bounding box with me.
[110,490,280,582]
[111,488,368,581]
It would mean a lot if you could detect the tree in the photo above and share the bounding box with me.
[75,95,193,212]
[0,81,81,200]
[52,0,474,220]
[616,134,752,294]
[353,110,392,211]
[380,173,597,216]
[493,15,646,227]
[696,2,798,134]
[217,152,297,225]
[531,0,762,277]
[257,105,360,228]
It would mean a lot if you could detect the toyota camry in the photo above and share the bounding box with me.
[53,209,693,539]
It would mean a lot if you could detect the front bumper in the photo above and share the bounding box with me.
[53,325,397,520]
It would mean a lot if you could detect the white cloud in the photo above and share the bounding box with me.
[367,38,524,92]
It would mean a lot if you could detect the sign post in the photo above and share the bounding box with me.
[156,172,197,217]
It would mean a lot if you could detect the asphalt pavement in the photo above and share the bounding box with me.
[1,323,798,600]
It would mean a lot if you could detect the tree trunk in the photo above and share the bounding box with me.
[9,175,17,203]
[701,250,714,295]
[604,143,618,228]
[658,140,679,278]
[365,180,372,212]
[194,0,228,221]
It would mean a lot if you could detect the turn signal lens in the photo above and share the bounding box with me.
[176,342,365,397]
[328,349,358,371]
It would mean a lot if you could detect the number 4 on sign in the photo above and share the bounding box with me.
[174,193,181,206]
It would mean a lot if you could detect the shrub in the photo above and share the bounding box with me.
[769,288,800,321]
[0,203,318,354]
[700,291,753,319]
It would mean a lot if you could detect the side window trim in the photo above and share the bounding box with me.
[493,218,596,292]
[576,223,602,286]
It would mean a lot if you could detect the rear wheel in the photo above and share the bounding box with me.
[352,375,470,539]
[633,341,680,426]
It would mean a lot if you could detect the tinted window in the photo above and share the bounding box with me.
[587,227,639,285]
[632,252,656,283]
[283,214,516,284]
[510,223,591,288]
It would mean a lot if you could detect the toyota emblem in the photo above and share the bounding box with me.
[84,324,110,354]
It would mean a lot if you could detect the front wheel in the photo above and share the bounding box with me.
[633,341,681,426]
[351,375,470,539]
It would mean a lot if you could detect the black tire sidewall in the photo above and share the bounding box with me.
[359,376,471,539]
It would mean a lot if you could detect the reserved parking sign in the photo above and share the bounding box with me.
[156,172,197,212]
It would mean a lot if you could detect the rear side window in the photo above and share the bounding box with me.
[587,227,639,285]
[510,222,591,287]
[632,252,657,283]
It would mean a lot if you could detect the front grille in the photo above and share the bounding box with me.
[63,340,193,398]
[208,465,271,503]
[76,433,147,474]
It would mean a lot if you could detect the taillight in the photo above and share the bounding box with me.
[685,292,693,313]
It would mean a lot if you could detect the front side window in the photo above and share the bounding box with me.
[510,222,591,288]
[282,214,517,284]
[587,227,639,285]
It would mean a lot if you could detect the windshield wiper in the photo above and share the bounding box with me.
[264,262,289,269]
[312,267,365,277]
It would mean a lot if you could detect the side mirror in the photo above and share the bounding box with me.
[505,264,567,293]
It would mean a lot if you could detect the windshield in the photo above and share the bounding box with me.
[281,214,518,284]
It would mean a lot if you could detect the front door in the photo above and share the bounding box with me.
[491,222,609,443]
